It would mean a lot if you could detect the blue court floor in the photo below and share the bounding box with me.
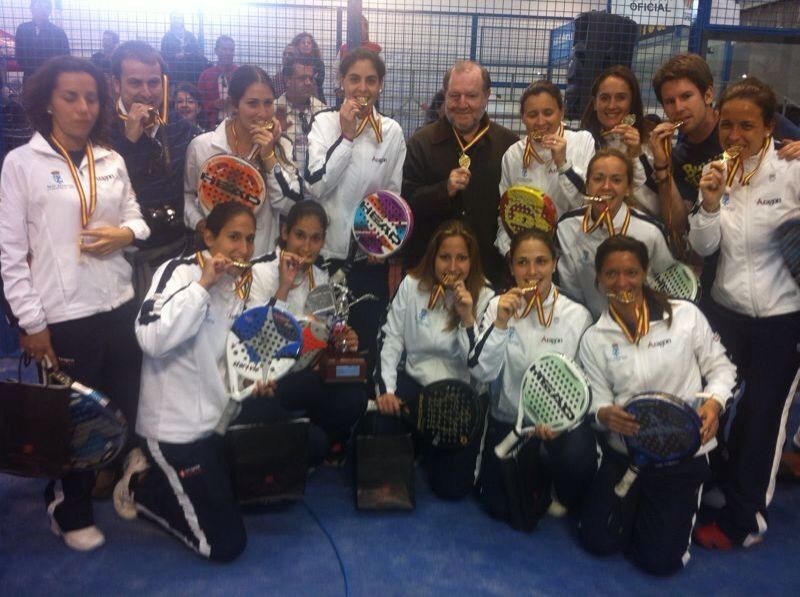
[1,355,799,596]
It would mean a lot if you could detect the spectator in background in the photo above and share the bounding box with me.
[160,13,207,85]
[14,0,70,82]
[90,30,119,77]
[196,35,236,129]
[172,81,204,133]
[275,53,326,197]
[275,31,326,104]
[272,43,296,100]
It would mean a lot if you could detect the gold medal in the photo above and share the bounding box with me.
[458,153,471,169]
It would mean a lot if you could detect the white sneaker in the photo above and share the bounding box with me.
[548,488,567,517]
[47,493,105,551]
[113,448,149,521]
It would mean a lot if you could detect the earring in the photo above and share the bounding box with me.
[47,108,53,114]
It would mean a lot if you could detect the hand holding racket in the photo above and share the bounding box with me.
[45,361,128,470]
[370,380,483,449]
[216,305,303,434]
[612,392,702,498]
[495,353,592,459]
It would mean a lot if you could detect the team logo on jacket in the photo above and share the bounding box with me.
[611,343,622,361]
[51,171,64,184]
[721,193,730,207]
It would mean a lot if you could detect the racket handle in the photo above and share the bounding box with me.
[494,430,520,459]
[366,400,378,412]
[614,466,638,498]
[214,400,240,435]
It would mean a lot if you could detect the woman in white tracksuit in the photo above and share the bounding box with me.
[469,229,595,527]
[579,65,660,217]
[687,77,800,550]
[0,56,149,552]
[115,202,266,562]
[495,80,595,257]
[373,219,493,499]
[578,235,736,576]
[556,148,676,318]
[305,48,406,388]
[184,65,302,256]
[245,201,367,465]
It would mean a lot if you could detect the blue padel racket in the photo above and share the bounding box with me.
[776,217,800,288]
[652,262,700,303]
[48,368,128,471]
[613,392,702,498]
[216,305,303,434]
[352,190,414,258]
[495,353,591,459]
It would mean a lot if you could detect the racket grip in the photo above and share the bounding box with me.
[494,431,520,459]
[214,400,240,435]
[366,400,378,412]
[614,466,638,498]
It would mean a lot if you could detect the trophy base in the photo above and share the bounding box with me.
[321,353,366,384]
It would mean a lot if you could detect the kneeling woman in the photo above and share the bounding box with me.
[374,220,493,499]
[577,236,736,576]
[244,201,367,465]
[115,203,265,562]
[469,230,595,525]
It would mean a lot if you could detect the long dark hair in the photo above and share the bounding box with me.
[278,201,328,249]
[290,32,322,59]
[409,220,485,331]
[228,65,275,108]
[23,55,111,145]
[204,202,256,244]
[594,235,672,324]
[580,65,648,146]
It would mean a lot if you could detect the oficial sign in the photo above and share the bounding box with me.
[611,0,692,26]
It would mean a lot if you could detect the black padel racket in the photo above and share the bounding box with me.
[614,392,701,498]
[776,217,800,288]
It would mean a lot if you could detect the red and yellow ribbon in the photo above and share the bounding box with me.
[523,123,564,169]
[355,111,383,143]
[609,299,650,345]
[49,135,96,228]
[581,204,630,236]
[195,251,253,300]
[515,285,558,327]
[453,122,491,166]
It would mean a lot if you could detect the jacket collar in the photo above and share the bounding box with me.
[431,112,492,145]
[29,131,113,163]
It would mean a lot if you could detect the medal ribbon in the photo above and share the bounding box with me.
[515,286,558,327]
[116,75,169,127]
[581,204,630,236]
[195,251,253,300]
[523,123,564,168]
[453,122,490,163]
[355,111,383,143]
[727,137,770,188]
[428,274,453,310]
[49,135,96,228]
[609,299,650,345]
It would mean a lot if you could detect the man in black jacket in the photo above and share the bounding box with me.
[110,41,199,302]
[14,0,70,82]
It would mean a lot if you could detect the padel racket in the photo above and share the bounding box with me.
[613,392,702,498]
[652,262,700,303]
[352,190,414,258]
[197,153,266,215]
[216,305,303,434]
[499,186,558,236]
[368,379,483,449]
[289,316,331,374]
[48,368,128,471]
[495,353,591,459]
[776,217,800,288]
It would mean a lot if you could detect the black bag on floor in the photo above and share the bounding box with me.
[225,420,309,504]
[355,410,415,510]
[497,439,551,532]
[0,377,71,478]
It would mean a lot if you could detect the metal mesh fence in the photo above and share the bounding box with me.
[1,0,798,151]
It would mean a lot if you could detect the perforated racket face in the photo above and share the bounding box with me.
[652,262,699,302]
[623,392,701,466]
[352,190,414,257]
[417,379,480,449]
[68,391,127,469]
[776,217,800,287]
[499,186,557,236]
[227,306,302,394]
[289,316,331,373]
[520,353,591,432]
[197,154,266,215]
